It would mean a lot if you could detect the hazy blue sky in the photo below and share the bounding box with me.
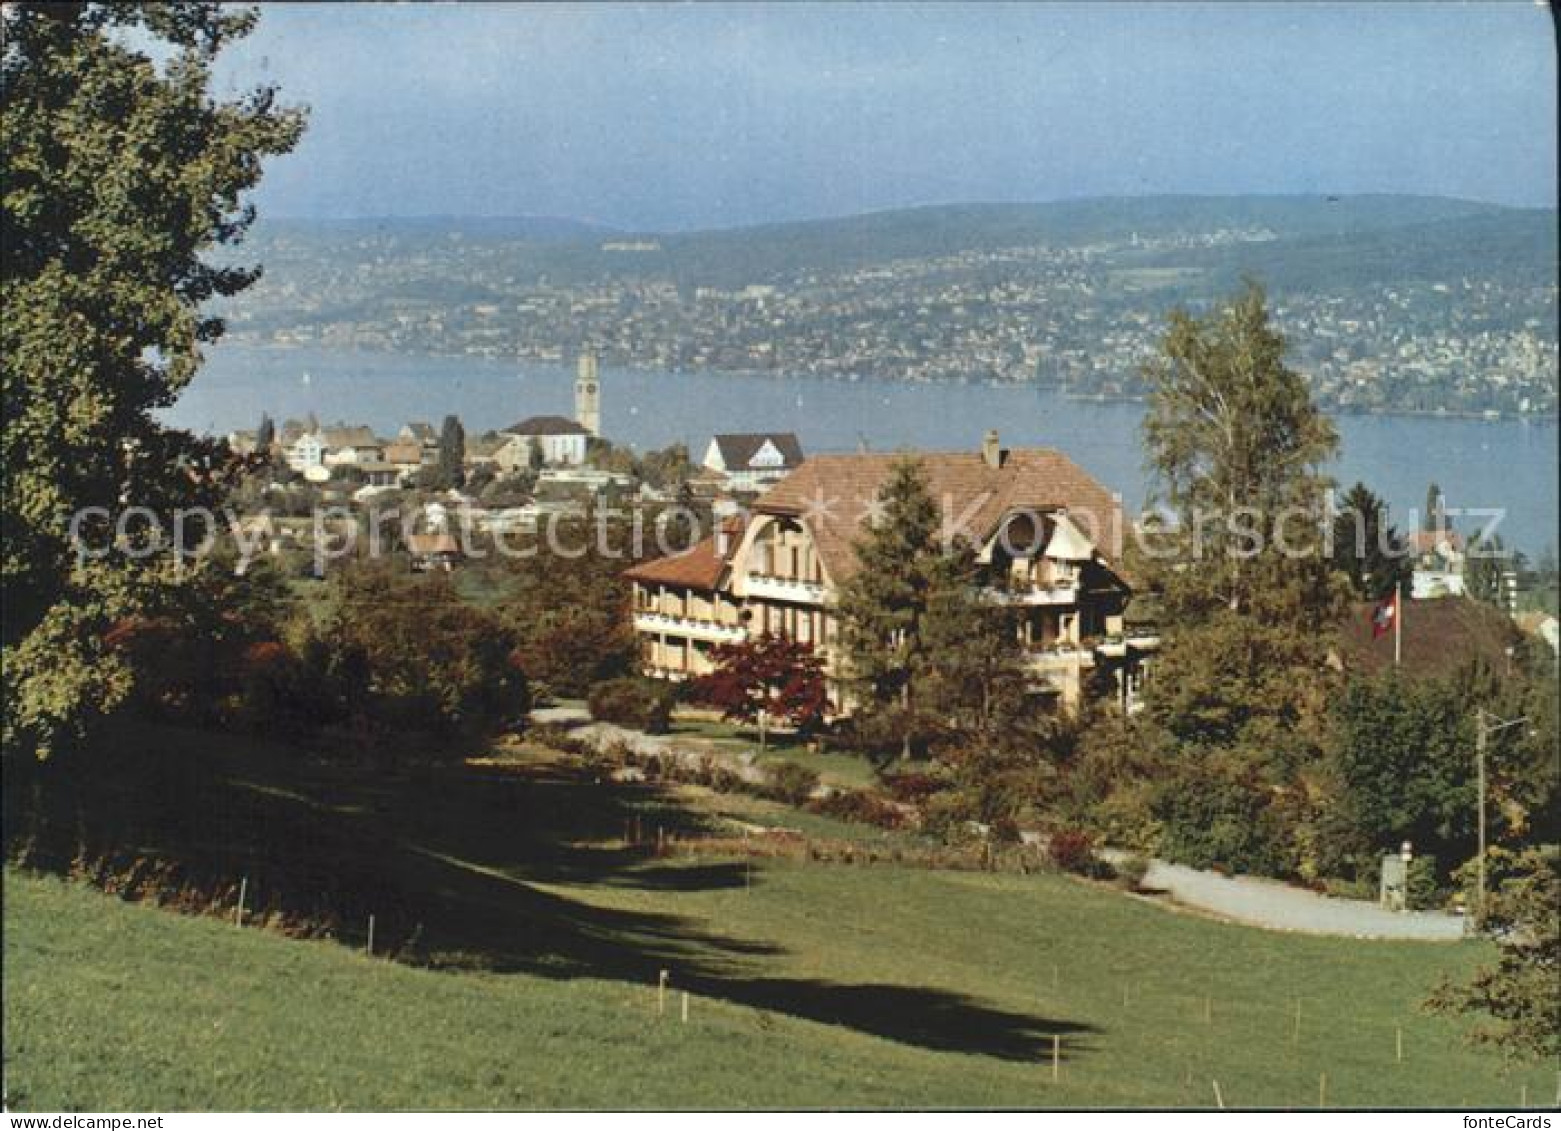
[215,1,1557,230]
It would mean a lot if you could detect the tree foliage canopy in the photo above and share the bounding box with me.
[1330,481,1411,602]
[2,3,304,754]
[834,457,1038,762]
[1141,280,1338,616]
[1428,848,1560,1063]
[693,632,830,745]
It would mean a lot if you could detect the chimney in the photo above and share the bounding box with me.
[716,524,731,557]
[981,429,1004,470]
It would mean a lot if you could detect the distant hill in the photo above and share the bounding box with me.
[221,194,1557,417]
[1164,208,1559,296]
[256,213,622,246]
[646,194,1523,282]
[244,194,1535,287]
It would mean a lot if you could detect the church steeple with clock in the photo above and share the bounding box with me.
[574,353,600,438]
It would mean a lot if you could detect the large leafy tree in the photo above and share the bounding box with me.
[1140,284,1348,737]
[314,563,529,744]
[1321,672,1478,873]
[496,510,639,697]
[1130,283,1350,875]
[1141,280,1339,618]
[2,4,304,755]
[693,632,829,748]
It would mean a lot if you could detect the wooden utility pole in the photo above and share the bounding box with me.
[1477,708,1488,926]
[1474,709,1531,925]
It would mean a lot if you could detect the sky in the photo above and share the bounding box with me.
[212,1,1558,231]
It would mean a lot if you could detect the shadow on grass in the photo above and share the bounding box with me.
[4,722,1097,1063]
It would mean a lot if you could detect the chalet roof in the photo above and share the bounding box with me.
[755,448,1123,584]
[279,420,315,445]
[1334,595,1521,678]
[504,415,589,437]
[710,432,805,470]
[383,440,425,465]
[1514,611,1559,635]
[1406,529,1466,555]
[402,421,438,443]
[624,516,746,589]
[321,426,381,449]
[461,434,508,459]
[405,532,462,556]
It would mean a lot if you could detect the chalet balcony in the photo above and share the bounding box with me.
[1024,644,1095,671]
[642,665,692,682]
[633,610,749,644]
[744,573,830,605]
[1026,632,1161,667]
[1094,631,1162,658]
[980,580,1079,606]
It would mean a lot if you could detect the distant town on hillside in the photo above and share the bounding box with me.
[218,195,1559,418]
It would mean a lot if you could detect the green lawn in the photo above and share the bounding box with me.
[667,716,882,788]
[3,726,1551,1110]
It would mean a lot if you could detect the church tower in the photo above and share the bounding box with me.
[574,352,600,438]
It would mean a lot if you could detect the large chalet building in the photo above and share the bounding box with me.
[625,431,1158,712]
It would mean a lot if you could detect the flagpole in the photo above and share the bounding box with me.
[1394,581,1402,668]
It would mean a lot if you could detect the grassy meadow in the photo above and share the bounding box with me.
[3,725,1550,1110]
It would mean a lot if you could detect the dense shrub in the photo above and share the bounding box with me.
[233,639,339,741]
[325,567,529,744]
[1150,757,1292,876]
[587,678,675,734]
[1047,827,1098,874]
[917,789,983,845]
[1113,853,1151,892]
[808,788,906,830]
[1323,875,1377,901]
[498,515,639,696]
[1407,854,1443,911]
[881,771,948,805]
[222,564,532,755]
[765,760,821,805]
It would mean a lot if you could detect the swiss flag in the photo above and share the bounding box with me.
[1371,589,1399,639]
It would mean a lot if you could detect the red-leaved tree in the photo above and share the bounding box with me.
[693,633,830,748]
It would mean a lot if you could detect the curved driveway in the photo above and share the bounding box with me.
[1132,858,1469,941]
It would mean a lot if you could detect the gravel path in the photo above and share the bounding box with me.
[1127,856,1469,941]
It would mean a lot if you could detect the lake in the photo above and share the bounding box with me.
[168,345,1560,556]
